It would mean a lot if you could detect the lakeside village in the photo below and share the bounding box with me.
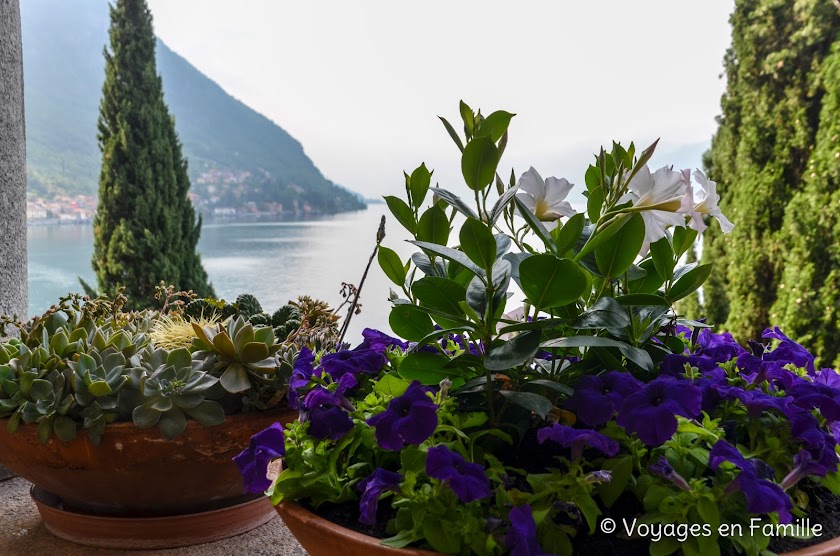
[27,172,319,226]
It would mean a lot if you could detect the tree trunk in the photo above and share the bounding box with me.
[0,0,27,340]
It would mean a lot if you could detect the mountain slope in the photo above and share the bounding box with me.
[20,0,364,213]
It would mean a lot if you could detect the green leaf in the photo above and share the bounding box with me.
[650,237,674,281]
[459,218,498,270]
[158,410,187,440]
[423,517,461,553]
[29,379,53,402]
[220,362,251,393]
[587,186,605,222]
[132,404,161,429]
[374,374,410,397]
[166,347,192,370]
[598,456,633,508]
[615,293,670,306]
[519,254,588,309]
[485,331,542,371]
[389,304,435,342]
[461,136,499,191]
[87,380,113,397]
[417,205,450,246]
[488,186,519,225]
[541,336,653,370]
[439,116,464,152]
[241,342,270,364]
[628,258,665,294]
[185,400,226,426]
[384,196,417,235]
[571,297,630,329]
[475,110,515,143]
[378,246,406,287]
[649,538,682,556]
[672,226,698,258]
[53,415,77,442]
[409,163,432,209]
[499,391,553,419]
[398,352,461,385]
[412,277,467,320]
[466,259,510,316]
[430,187,479,220]
[36,417,53,444]
[595,213,645,278]
[410,240,484,278]
[667,263,713,303]
[514,196,556,254]
[553,212,586,254]
[459,100,475,134]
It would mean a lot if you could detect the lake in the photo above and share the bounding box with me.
[26,205,415,342]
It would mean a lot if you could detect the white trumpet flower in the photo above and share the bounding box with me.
[689,170,734,234]
[622,165,688,252]
[516,167,576,229]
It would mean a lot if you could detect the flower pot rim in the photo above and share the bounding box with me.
[276,500,840,556]
[276,500,438,555]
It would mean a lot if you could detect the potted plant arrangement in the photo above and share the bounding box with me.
[0,285,339,548]
[236,102,840,556]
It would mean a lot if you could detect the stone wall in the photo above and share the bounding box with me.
[0,0,27,333]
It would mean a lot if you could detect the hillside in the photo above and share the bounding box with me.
[20,0,365,213]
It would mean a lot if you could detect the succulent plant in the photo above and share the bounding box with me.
[191,317,281,394]
[132,348,225,440]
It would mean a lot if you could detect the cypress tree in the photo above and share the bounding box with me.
[773,39,840,366]
[93,0,212,308]
[703,0,839,342]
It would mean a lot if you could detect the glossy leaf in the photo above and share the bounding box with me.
[461,136,499,191]
[519,255,588,309]
[541,336,653,370]
[399,352,463,385]
[553,212,586,255]
[514,196,556,254]
[429,187,479,220]
[379,246,407,286]
[409,163,432,210]
[410,240,484,277]
[485,330,542,371]
[412,277,467,319]
[571,298,630,329]
[595,213,645,279]
[389,304,435,342]
[476,110,515,143]
[438,116,464,152]
[489,186,519,225]
[384,196,417,235]
[667,263,713,303]
[459,218,497,271]
[650,237,674,281]
[499,391,552,419]
[417,205,450,246]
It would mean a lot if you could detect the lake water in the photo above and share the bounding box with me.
[26,205,415,342]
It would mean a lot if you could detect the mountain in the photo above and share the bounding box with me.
[20,0,365,213]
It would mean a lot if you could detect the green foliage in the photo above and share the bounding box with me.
[703,0,840,343]
[0,291,296,442]
[92,0,212,308]
[674,245,703,319]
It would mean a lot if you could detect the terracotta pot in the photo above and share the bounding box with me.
[276,501,840,556]
[0,408,296,516]
[276,501,437,556]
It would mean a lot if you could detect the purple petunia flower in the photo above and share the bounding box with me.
[709,441,793,523]
[724,388,791,418]
[505,504,551,556]
[302,386,355,441]
[367,381,438,451]
[357,468,403,525]
[537,424,619,460]
[762,327,816,375]
[320,345,386,380]
[815,368,840,389]
[660,354,720,377]
[788,381,840,421]
[616,377,702,446]
[361,328,409,352]
[233,422,286,494]
[696,329,746,363]
[781,450,831,489]
[649,455,690,491]
[288,347,316,410]
[565,371,642,426]
[426,445,491,503]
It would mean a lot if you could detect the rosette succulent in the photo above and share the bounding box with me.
[133,348,225,439]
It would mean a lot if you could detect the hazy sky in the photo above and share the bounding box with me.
[145,1,735,201]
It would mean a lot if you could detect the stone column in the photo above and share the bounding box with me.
[0,0,27,334]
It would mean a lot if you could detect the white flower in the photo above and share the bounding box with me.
[516,167,575,229]
[689,170,734,234]
[622,165,688,252]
